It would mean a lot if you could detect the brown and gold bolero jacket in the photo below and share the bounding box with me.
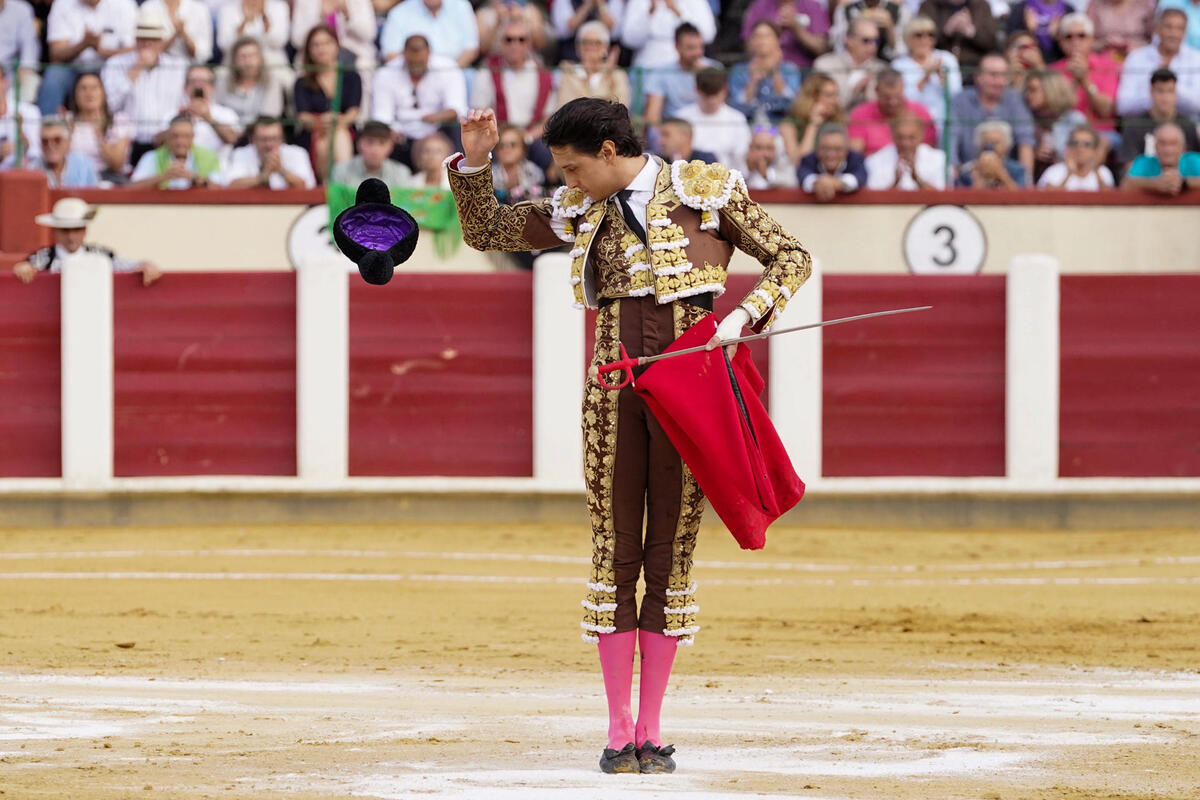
[446,155,812,329]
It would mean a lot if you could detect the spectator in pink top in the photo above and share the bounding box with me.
[741,0,830,69]
[846,69,936,155]
[1049,12,1120,142]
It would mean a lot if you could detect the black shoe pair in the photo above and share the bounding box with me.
[598,741,677,774]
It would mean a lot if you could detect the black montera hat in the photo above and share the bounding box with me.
[332,178,420,285]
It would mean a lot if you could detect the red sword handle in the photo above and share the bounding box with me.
[596,343,637,390]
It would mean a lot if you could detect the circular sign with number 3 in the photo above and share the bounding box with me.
[902,205,987,275]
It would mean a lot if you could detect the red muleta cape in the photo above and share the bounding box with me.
[632,315,805,550]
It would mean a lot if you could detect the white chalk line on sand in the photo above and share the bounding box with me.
[1,571,1199,587]
[3,548,1200,575]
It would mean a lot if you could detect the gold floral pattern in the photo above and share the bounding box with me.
[446,163,565,253]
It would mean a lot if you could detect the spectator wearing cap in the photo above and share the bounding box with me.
[11,197,161,286]
[551,0,625,63]
[556,21,632,107]
[373,34,467,167]
[102,7,189,167]
[1118,69,1200,164]
[620,0,715,69]
[798,122,866,201]
[1007,0,1075,63]
[1036,124,1114,189]
[743,125,798,188]
[1157,0,1200,52]
[1122,121,1200,194]
[470,19,557,141]
[1024,68,1087,179]
[38,0,137,116]
[780,71,845,162]
[813,17,887,109]
[892,16,961,138]
[1086,0,1154,60]
[847,68,936,155]
[641,23,720,125]
[331,120,415,187]
[221,116,317,188]
[128,115,220,189]
[948,52,1035,181]
[740,0,830,70]
[216,37,289,129]
[140,0,213,63]
[294,24,362,182]
[380,0,480,68]
[677,68,753,170]
[728,21,803,125]
[1049,13,1120,144]
[956,120,1027,188]
[179,65,240,161]
[35,118,99,187]
[655,117,718,163]
[0,0,40,103]
[865,112,945,188]
[217,0,292,77]
[0,61,41,169]
[916,0,996,79]
[1117,9,1200,117]
[830,0,911,62]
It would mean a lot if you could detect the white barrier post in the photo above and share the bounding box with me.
[61,254,115,487]
[533,253,584,489]
[297,256,349,481]
[769,264,822,481]
[1006,254,1059,485]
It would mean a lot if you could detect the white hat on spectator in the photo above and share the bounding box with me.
[134,7,171,40]
[35,198,98,229]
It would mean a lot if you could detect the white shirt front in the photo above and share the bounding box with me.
[373,55,468,140]
[216,0,290,66]
[1036,162,1115,191]
[186,100,241,158]
[618,0,715,68]
[865,143,946,190]
[141,0,214,63]
[1117,43,1200,116]
[469,59,556,129]
[675,103,752,172]
[219,142,316,188]
[46,0,137,67]
[102,51,189,142]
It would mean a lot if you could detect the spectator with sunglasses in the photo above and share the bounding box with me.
[893,16,961,138]
[813,17,887,109]
[916,0,996,80]
[1049,13,1120,147]
[471,20,558,143]
[830,0,911,62]
[1036,124,1114,189]
[1007,0,1076,63]
[34,117,99,188]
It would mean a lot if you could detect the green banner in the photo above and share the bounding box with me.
[327,183,462,259]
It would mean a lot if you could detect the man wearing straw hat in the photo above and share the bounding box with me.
[11,197,162,286]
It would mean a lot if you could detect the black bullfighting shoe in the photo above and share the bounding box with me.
[637,741,677,774]
[599,742,639,774]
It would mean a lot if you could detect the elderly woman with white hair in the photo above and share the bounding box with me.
[555,20,631,107]
[891,16,960,138]
[956,120,1027,188]
[1049,12,1120,144]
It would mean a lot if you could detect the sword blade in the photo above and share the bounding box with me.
[637,306,933,367]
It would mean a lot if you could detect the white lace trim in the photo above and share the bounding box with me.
[665,583,697,597]
[581,621,617,634]
[670,162,745,212]
[665,626,700,637]
[650,237,689,251]
[653,262,694,277]
[660,282,725,304]
[581,633,600,643]
[624,243,646,259]
[586,581,617,593]
[581,599,619,613]
[664,604,699,615]
[551,185,594,219]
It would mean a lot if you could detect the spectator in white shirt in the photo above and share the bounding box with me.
[619,0,716,68]
[218,0,293,76]
[675,68,753,171]
[64,70,133,182]
[38,0,137,116]
[140,0,213,63]
[373,33,467,162]
[865,112,946,189]
[380,0,481,68]
[1116,8,1200,116]
[0,0,40,104]
[1036,124,1115,189]
[1,61,41,169]
[102,7,189,166]
[742,125,799,188]
[221,116,317,188]
[178,65,241,160]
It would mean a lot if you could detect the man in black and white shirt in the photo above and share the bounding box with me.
[11,197,161,286]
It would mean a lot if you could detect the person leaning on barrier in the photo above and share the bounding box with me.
[865,112,946,190]
[1036,124,1115,190]
[797,121,867,201]
[956,119,1027,188]
[127,114,220,189]
[219,115,317,188]
[332,120,415,188]
[11,197,162,286]
[1121,121,1200,195]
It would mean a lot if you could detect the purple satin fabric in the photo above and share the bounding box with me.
[338,206,417,251]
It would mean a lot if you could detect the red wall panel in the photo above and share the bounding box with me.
[0,275,61,477]
[1060,275,1200,477]
[349,274,533,476]
[113,273,297,476]
[823,276,1006,477]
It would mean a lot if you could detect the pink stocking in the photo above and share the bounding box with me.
[596,630,637,749]
[635,629,678,748]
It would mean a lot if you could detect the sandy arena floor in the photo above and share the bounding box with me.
[1,520,1198,799]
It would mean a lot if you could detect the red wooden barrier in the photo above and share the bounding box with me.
[823,276,1007,477]
[349,274,534,476]
[113,273,297,476]
[0,275,61,477]
[1060,275,1200,477]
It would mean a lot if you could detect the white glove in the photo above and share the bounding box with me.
[706,307,751,356]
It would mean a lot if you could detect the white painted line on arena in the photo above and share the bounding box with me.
[2,571,1199,588]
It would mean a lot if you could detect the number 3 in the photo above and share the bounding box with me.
[931,224,957,268]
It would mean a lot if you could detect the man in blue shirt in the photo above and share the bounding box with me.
[1123,121,1200,195]
[948,52,1035,183]
[380,0,480,68]
[640,23,719,123]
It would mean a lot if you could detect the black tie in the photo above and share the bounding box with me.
[616,189,647,246]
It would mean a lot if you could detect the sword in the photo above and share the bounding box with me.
[595,306,933,390]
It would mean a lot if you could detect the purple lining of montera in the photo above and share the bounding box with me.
[339,206,416,250]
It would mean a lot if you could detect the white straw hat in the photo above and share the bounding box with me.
[34,198,98,229]
[135,7,170,40]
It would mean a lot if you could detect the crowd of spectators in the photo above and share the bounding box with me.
[1,0,1199,198]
